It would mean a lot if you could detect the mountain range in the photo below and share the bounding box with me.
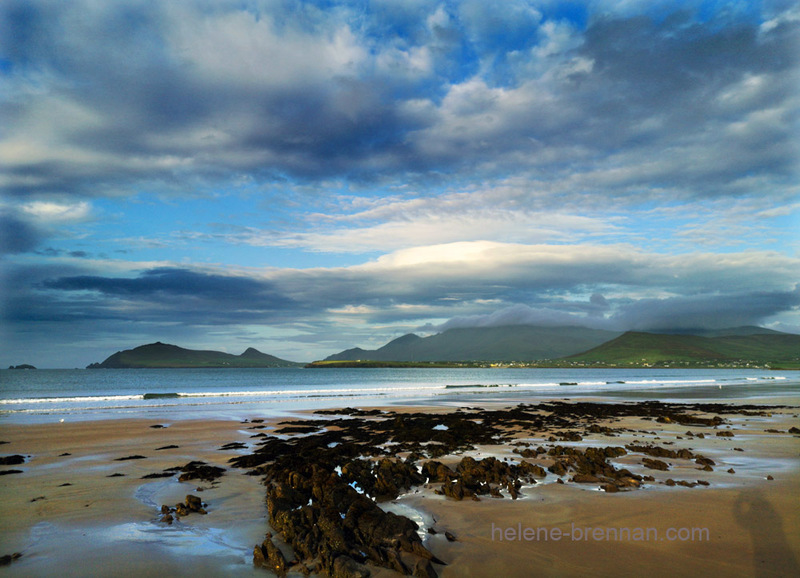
[83,325,800,369]
[322,325,799,366]
[324,325,623,362]
[86,342,301,368]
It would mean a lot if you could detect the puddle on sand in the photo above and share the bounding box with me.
[19,518,263,578]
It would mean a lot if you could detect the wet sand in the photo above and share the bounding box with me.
[1,401,799,577]
[0,419,267,576]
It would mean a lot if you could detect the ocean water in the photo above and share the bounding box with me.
[1,367,797,424]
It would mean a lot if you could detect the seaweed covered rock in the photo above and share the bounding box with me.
[231,401,788,574]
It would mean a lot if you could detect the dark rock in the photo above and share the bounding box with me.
[414,558,438,578]
[548,461,568,476]
[186,494,205,513]
[572,474,602,483]
[641,458,669,471]
[141,472,174,479]
[0,455,26,465]
[0,470,23,476]
[219,442,248,450]
[441,480,473,501]
[274,424,321,434]
[626,444,693,460]
[444,531,457,542]
[178,461,225,483]
[114,455,146,461]
[518,461,547,478]
[694,456,716,467]
[0,553,22,566]
[716,431,734,437]
[332,555,370,578]
[254,537,288,577]
[421,461,455,483]
[155,445,180,450]
[789,427,800,434]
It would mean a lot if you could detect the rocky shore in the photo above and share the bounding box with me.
[227,401,797,577]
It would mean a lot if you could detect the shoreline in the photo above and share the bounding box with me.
[2,398,799,576]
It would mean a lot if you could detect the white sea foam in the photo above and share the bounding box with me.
[2,368,796,423]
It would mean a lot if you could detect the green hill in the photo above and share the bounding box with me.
[566,330,800,366]
[324,325,623,362]
[87,342,301,368]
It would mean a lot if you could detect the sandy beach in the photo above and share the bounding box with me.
[2,399,799,577]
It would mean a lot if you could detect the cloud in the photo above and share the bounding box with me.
[0,210,44,254]
[2,1,799,365]
[1,1,797,201]
[429,288,800,334]
[37,267,295,323]
[613,288,800,331]
[19,241,796,325]
[434,303,605,332]
[0,200,93,255]
[20,201,91,223]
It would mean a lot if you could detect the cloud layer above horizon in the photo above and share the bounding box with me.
[1,0,798,366]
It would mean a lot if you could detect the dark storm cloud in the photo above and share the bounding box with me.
[41,267,294,311]
[1,265,297,333]
[0,211,44,254]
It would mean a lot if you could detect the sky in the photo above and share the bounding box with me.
[1,0,799,368]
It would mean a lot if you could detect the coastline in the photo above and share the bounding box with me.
[2,397,799,576]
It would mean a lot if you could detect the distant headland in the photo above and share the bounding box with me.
[86,342,301,369]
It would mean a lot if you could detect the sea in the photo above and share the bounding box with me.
[1,367,797,424]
